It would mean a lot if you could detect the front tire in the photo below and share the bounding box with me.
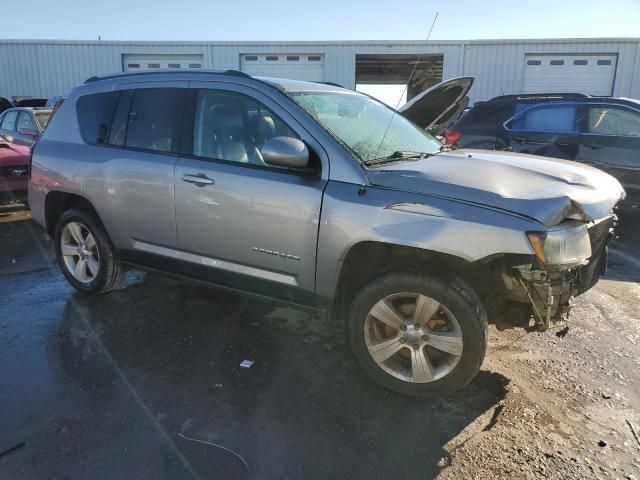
[54,208,125,294]
[348,271,488,398]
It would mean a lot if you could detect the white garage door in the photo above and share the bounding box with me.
[240,54,325,82]
[123,54,204,71]
[523,54,617,96]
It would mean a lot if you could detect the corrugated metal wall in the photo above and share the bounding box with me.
[1,39,639,103]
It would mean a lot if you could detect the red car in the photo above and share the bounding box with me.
[0,107,52,203]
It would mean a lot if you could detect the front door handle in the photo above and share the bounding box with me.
[513,136,528,144]
[182,173,214,186]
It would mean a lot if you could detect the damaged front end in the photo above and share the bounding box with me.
[493,215,616,332]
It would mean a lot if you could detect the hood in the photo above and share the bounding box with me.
[398,77,474,131]
[366,149,625,227]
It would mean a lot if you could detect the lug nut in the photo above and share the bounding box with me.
[414,324,420,330]
[400,325,407,331]
[421,335,428,341]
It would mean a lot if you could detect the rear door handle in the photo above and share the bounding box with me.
[182,173,214,186]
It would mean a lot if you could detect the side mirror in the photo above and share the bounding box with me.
[18,127,38,137]
[261,136,310,169]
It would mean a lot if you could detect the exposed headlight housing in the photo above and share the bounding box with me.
[527,222,592,267]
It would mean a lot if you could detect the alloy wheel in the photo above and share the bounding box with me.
[60,221,100,284]
[364,292,463,383]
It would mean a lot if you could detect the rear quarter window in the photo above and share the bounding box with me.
[454,103,514,133]
[76,92,114,144]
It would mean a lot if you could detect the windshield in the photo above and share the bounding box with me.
[289,91,442,162]
[35,112,51,131]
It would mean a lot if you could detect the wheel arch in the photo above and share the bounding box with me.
[44,190,104,237]
[328,240,528,326]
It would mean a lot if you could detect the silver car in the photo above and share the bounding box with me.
[29,72,625,397]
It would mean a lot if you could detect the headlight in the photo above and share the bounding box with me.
[527,222,592,266]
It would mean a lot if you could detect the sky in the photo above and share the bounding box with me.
[3,0,640,41]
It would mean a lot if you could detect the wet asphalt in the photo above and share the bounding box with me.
[0,206,516,480]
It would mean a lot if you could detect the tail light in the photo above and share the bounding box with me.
[444,130,461,146]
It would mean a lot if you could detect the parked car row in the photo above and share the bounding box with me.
[0,97,49,114]
[0,106,53,203]
[444,92,640,203]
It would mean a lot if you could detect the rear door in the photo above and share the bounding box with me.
[174,82,328,303]
[502,103,580,160]
[578,102,640,201]
[81,82,187,255]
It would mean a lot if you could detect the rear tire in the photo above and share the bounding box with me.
[348,271,487,398]
[54,208,125,294]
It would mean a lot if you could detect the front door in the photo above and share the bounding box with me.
[174,83,328,304]
[578,103,640,202]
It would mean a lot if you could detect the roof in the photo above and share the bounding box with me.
[475,94,640,108]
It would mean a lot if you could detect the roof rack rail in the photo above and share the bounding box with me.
[488,92,590,101]
[83,69,253,84]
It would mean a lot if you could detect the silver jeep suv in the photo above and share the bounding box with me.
[29,71,625,397]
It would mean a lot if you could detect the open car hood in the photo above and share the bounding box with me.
[398,77,474,130]
[366,149,626,227]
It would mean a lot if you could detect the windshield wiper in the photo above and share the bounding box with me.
[364,151,434,166]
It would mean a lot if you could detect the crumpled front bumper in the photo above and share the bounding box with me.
[505,216,615,331]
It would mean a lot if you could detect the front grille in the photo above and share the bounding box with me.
[575,216,615,295]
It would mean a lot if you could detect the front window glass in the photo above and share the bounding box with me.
[17,111,36,132]
[586,106,640,137]
[290,91,441,162]
[192,89,298,167]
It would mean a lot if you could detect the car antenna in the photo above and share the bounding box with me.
[372,11,440,161]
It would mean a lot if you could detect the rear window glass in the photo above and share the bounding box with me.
[124,88,184,153]
[76,92,113,144]
[35,112,51,131]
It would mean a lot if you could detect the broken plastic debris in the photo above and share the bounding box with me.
[239,360,254,368]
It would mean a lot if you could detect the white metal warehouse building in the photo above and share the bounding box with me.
[1,37,640,105]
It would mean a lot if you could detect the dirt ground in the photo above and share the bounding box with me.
[0,203,639,479]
